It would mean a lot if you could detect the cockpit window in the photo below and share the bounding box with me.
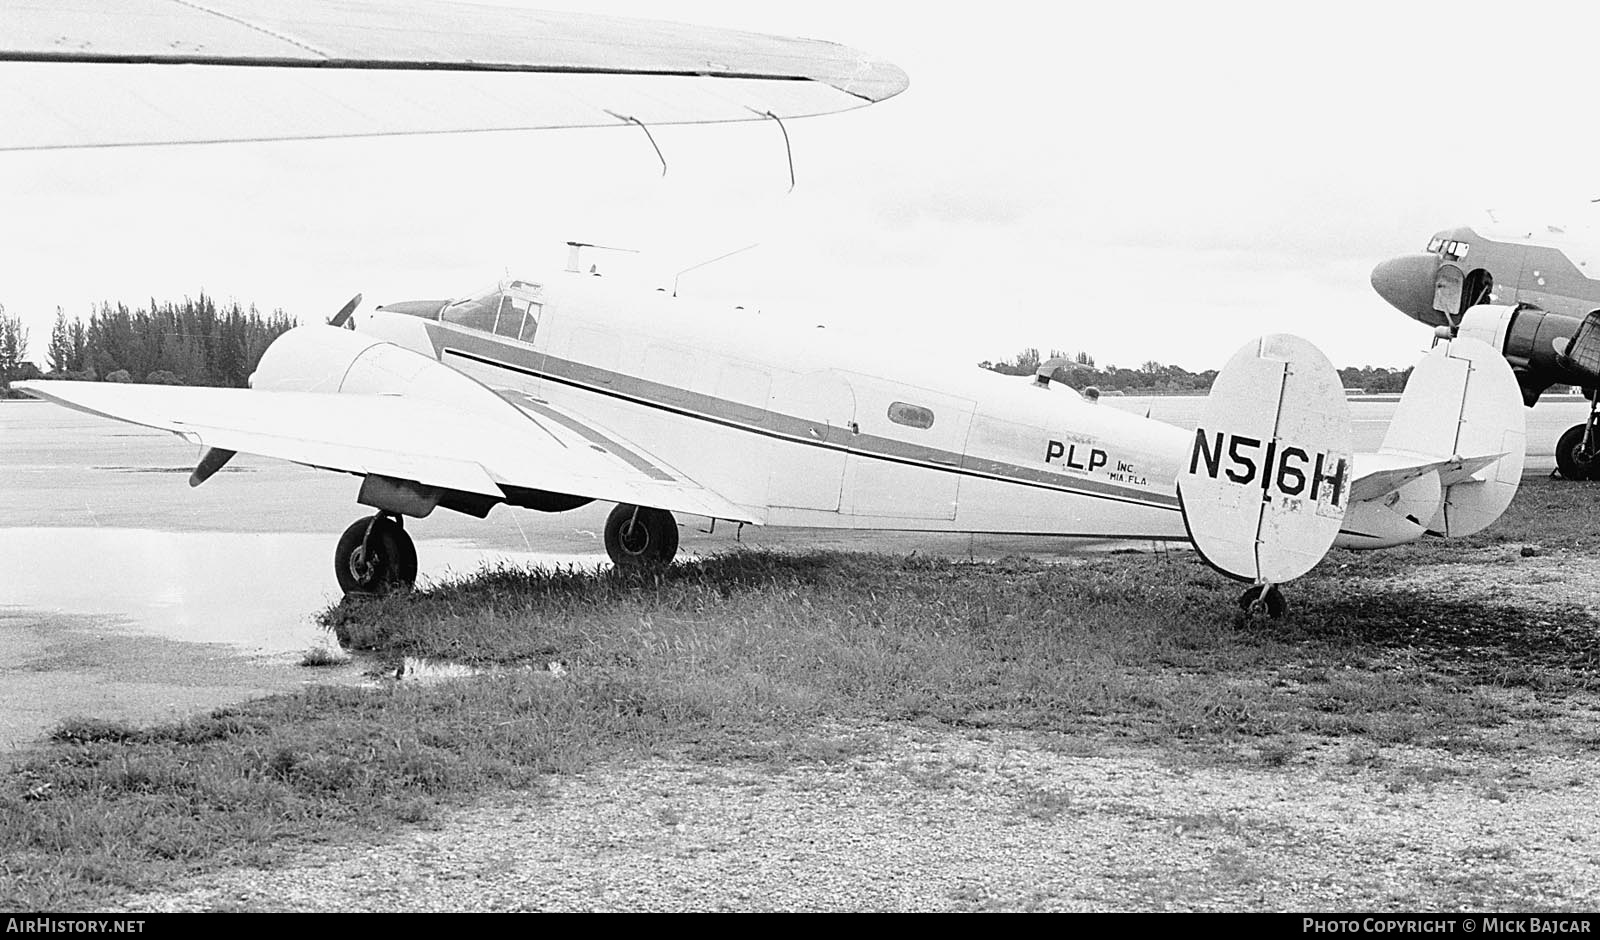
[494,295,524,339]
[518,305,541,343]
[441,281,544,343]
[441,284,502,333]
[1427,237,1470,262]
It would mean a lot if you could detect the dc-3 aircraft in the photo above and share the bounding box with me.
[1372,219,1600,479]
[7,2,1529,616]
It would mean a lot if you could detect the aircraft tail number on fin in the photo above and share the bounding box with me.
[1177,334,1354,584]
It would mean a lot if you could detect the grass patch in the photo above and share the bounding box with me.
[298,645,349,668]
[9,479,1600,907]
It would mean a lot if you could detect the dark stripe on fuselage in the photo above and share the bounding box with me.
[438,341,1181,514]
[496,389,678,483]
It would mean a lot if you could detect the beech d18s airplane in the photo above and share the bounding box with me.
[6,2,1528,616]
[19,273,1528,617]
[1371,220,1600,480]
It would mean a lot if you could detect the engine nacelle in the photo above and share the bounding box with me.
[250,324,516,416]
[1456,303,1600,405]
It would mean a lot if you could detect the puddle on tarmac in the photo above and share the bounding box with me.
[0,527,606,653]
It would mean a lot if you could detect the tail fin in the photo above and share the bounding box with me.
[1374,336,1525,538]
[1178,334,1353,584]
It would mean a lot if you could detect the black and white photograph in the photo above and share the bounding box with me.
[3,0,1600,915]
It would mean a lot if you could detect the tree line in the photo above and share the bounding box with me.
[0,296,296,393]
[980,347,1414,394]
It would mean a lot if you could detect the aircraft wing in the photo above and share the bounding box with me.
[0,1,907,150]
[15,379,763,525]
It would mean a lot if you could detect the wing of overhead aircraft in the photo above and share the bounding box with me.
[0,0,908,150]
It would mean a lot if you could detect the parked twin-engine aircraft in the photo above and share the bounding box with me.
[7,1,1531,616]
[1371,220,1600,479]
[18,269,1528,616]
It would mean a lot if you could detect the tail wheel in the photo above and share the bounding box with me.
[334,514,418,595]
[1238,583,1287,619]
[604,504,679,569]
[1556,424,1600,481]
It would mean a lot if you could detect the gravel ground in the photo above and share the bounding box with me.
[106,722,1600,912]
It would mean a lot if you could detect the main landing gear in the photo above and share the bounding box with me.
[334,513,417,595]
[604,503,679,569]
[330,502,681,594]
[1557,394,1600,480]
[1238,582,1287,619]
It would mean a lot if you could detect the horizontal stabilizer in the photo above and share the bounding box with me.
[1348,452,1502,504]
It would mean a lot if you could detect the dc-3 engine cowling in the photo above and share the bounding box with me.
[250,324,472,402]
[1456,303,1600,405]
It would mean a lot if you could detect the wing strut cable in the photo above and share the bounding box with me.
[604,110,667,176]
[748,108,796,192]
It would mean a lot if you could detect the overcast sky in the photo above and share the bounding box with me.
[3,0,1599,372]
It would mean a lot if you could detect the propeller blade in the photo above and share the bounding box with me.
[329,293,363,329]
[189,447,236,487]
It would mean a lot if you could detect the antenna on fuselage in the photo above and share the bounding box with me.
[672,243,760,297]
[565,241,638,276]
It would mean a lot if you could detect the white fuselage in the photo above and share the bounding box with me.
[363,273,1196,539]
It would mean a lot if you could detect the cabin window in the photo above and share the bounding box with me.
[1445,241,1469,261]
[887,401,935,429]
[1427,236,1443,252]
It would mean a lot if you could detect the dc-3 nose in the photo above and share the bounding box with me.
[1370,253,1444,326]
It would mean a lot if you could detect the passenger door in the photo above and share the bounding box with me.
[841,376,975,520]
[766,370,856,512]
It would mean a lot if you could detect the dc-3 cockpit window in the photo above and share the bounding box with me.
[1426,236,1470,262]
[441,281,544,343]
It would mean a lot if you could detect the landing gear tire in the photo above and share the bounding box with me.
[1238,583,1287,619]
[334,514,418,595]
[604,504,679,569]
[1556,423,1600,481]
